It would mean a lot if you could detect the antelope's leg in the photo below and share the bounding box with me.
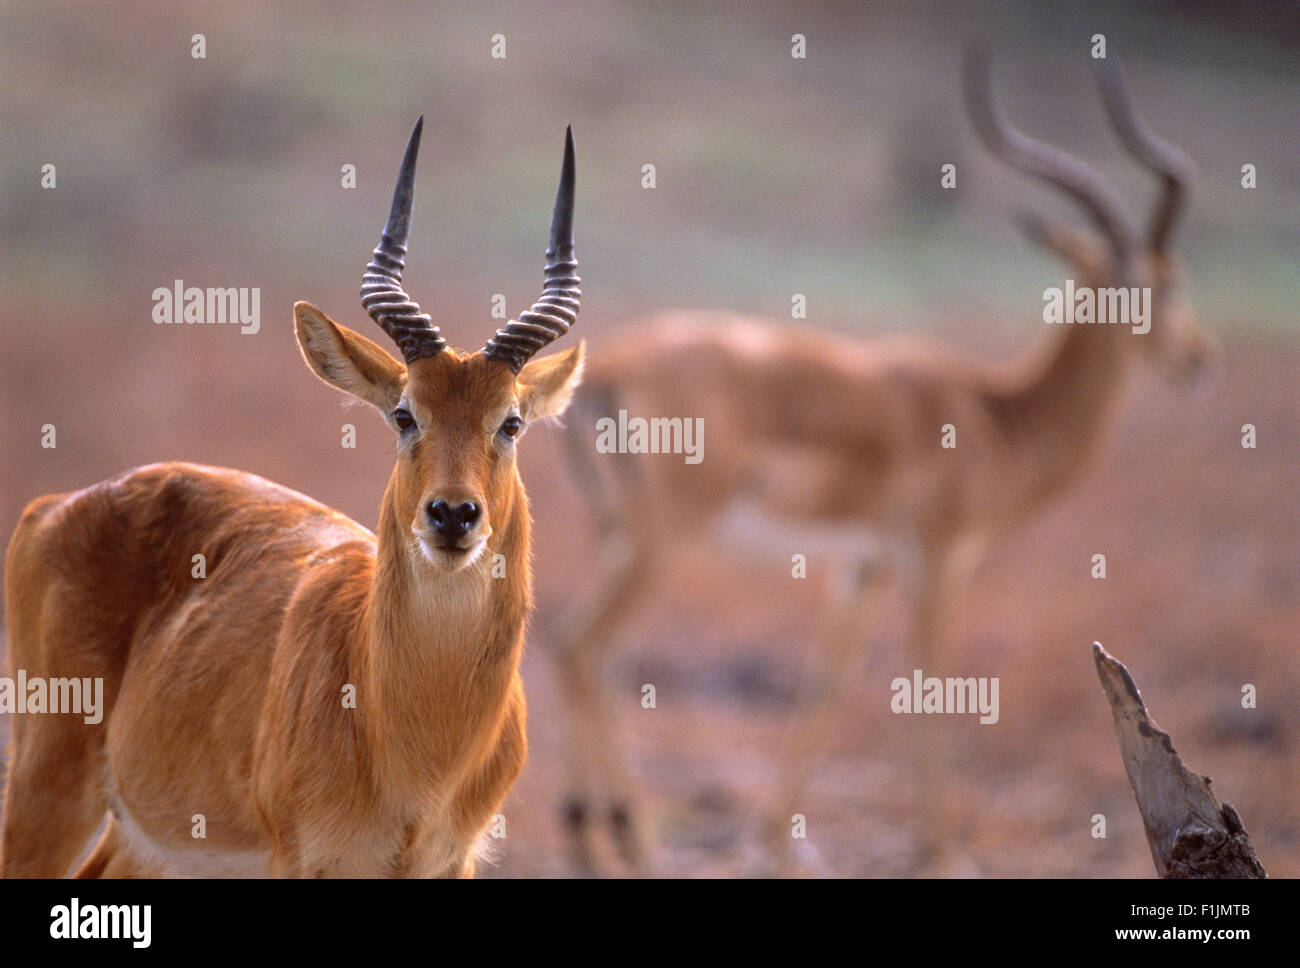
[763,558,892,869]
[906,546,974,869]
[554,534,659,872]
[2,715,110,878]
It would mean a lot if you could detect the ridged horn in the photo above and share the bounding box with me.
[483,126,580,374]
[1093,57,1195,255]
[360,116,446,364]
[963,48,1139,265]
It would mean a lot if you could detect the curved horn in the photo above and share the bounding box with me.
[360,116,446,364]
[483,126,580,373]
[1093,57,1194,254]
[963,48,1138,264]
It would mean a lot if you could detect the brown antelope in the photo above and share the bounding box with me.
[553,54,1215,872]
[1,118,585,877]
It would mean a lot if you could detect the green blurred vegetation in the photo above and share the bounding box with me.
[1,0,1296,343]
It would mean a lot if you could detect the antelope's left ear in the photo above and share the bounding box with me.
[518,340,585,422]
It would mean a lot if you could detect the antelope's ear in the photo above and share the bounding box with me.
[294,301,406,413]
[518,340,585,423]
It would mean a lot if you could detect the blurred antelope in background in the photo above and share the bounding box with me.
[554,53,1215,872]
[2,119,585,877]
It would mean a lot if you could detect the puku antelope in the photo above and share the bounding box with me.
[1,119,585,878]
[553,54,1215,871]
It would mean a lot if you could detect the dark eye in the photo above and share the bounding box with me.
[392,408,415,431]
[499,415,523,438]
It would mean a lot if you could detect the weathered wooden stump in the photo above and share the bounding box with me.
[1092,642,1266,878]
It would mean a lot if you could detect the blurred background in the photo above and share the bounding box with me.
[1,0,1296,876]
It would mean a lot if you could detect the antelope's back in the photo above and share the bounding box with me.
[5,460,376,696]
[572,315,1010,540]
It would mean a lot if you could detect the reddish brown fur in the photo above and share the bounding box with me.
[2,302,583,878]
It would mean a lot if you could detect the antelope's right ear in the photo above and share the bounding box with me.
[294,301,406,413]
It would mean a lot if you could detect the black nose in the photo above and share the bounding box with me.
[425,500,481,542]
